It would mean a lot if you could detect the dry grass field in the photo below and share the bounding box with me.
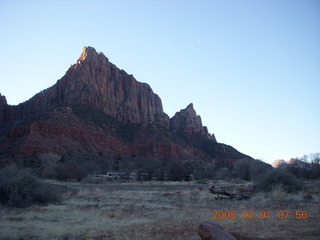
[0,180,319,240]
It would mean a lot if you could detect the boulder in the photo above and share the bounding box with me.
[198,221,236,240]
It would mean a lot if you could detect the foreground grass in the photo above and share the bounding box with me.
[0,180,319,240]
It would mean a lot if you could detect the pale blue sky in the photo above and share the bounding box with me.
[0,0,319,164]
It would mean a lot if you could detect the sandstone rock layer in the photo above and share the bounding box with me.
[0,46,252,164]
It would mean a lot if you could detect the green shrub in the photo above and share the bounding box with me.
[0,165,60,208]
[254,168,303,193]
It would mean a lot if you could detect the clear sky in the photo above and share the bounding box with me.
[0,0,319,164]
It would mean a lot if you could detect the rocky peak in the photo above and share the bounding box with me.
[0,46,255,164]
[0,93,7,106]
[170,103,203,136]
[170,103,216,141]
[6,46,169,127]
[271,159,287,167]
[0,93,9,123]
[185,103,196,113]
[77,46,108,64]
[71,46,169,125]
[79,46,97,60]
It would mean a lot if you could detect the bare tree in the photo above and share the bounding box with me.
[233,159,251,180]
[39,153,61,178]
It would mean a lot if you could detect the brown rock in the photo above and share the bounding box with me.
[0,46,257,167]
[171,103,204,135]
[198,221,236,240]
[271,159,287,168]
[0,93,7,105]
[3,46,169,127]
[170,103,216,140]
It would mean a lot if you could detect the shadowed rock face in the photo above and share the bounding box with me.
[0,94,7,106]
[170,103,216,141]
[1,47,169,126]
[0,46,252,164]
[0,94,13,124]
[70,47,170,126]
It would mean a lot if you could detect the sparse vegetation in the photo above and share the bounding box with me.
[215,167,233,180]
[56,158,99,181]
[1,151,318,239]
[39,153,61,179]
[287,153,320,180]
[0,180,319,240]
[0,165,60,208]
[254,168,303,192]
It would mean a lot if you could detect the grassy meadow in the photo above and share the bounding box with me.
[0,180,319,240]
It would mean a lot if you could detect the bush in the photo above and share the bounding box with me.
[249,159,273,180]
[39,153,61,179]
[254,168,303,193]
[168,161,185,181]
[0,165,60,208]
[56,159,98,181]
[233,159,251,181]
[215,167,233,180]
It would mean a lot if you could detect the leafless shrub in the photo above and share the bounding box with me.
[39,153,61,179]
[254,168,303,193]
[0,165,60,208]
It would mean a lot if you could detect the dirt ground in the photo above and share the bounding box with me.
[0,180,319,240]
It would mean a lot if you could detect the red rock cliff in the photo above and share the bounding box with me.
[12,47,169,127]
[0,47,253,164]
[170,103,216,141]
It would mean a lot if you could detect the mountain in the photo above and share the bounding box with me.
[272,158,311,168]
[271,159,287,168]
[0,46,253,168]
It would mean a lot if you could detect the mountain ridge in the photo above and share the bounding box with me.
[0,46,254,167]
